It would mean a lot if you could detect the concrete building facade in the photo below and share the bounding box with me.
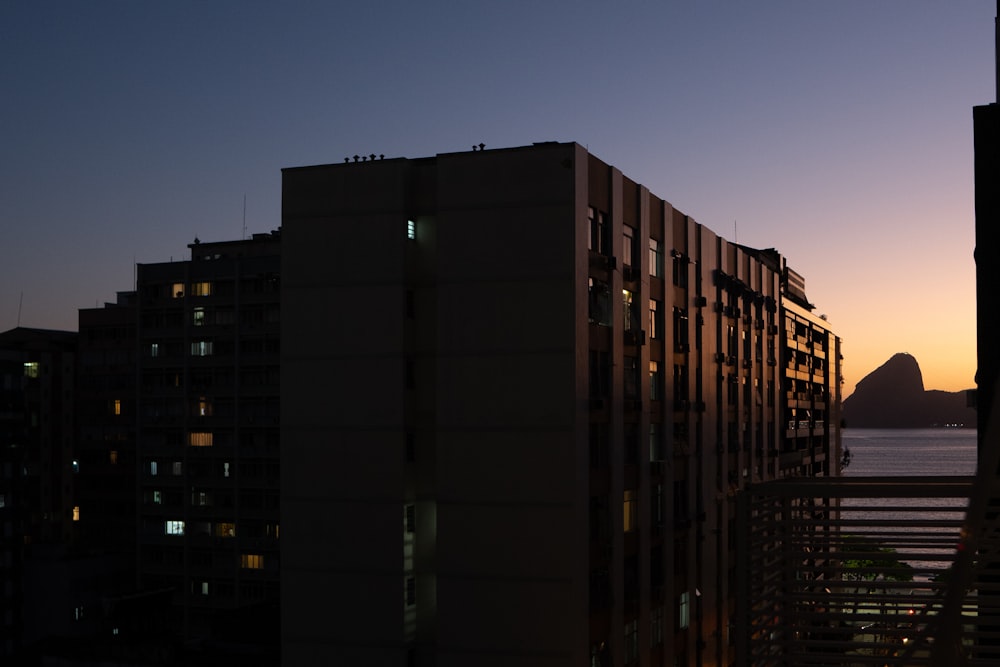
[280,142,841,666]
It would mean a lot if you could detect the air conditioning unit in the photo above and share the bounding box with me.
[694,295,707,308]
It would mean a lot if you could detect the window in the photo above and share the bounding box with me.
[649,299,661,339]
[23,362,39,378]
[673,307,689,348]
[404,504,415,533]
[588,279,611,326]
[223,461,230,477]
[215,522,235,537]
[679,591,691,629]
[623,489,637,533]
[113,399,121,416]
[588,207,609,255]
[589,350,610,399]
[189,432,213,447]
[192,282,213,296]
[171,283,185,298]
[407,219,416,240]
[191,341,213,357]
[622,289,636,332]
[166,520,185,536]
[192,307,205,326]
[649,239,663,277]
[241,553,264,569]
[405,576,416,606]
[649,361,662,400]
[672,253,688,287]
[172,461,182,476]
[624,619,639,664]
[623,226,635,266]
[150,461,158,476]
[200,581,209,596]
[150,343,160,358]
[72,506,80,522]
[649,423,663,461]
[109,450,118,465]
[651,606,664,647]
[623,356,639,399]
[192,491,211,506]
[197,397,212,417]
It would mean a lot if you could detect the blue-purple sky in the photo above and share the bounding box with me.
[2,1,993,397]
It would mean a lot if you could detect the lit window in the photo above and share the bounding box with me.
[240,553,263,569]
[192,282,213,297]
[191,341,213,356]
[113,399,121,416]
[172,461,182,476]
[150,343,160,358]
[172,283,185,298]
[197,397,212,416]
[215,522,235,537]
[72,506,80,522]
[201,581,209,596]
[622,289,636,332]
[150,461,158,476]
[193,307,205,326]
[192,491,210,506]
[71,459,79,473]
[407,219,416,240]
[649,361,662,400]
[649,239,663,277]
[649,299,661,339]
[109,450,118,465]
[189,432,213,447]
[679,591,690,629]
[23,362,39,378]
[166,520,185,535]
[223,462,230,477]
[623,490,636,533]
[152,490,162,504]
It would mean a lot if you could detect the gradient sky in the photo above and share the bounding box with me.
[1,1,992,398]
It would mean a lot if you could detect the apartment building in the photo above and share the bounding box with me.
[132,232,281,647]
[0,328,77,659]
[280,142,842,666]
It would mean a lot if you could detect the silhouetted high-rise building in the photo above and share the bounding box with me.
[0,327,77,659]
[280,142,842,667]
[131,232,281,649]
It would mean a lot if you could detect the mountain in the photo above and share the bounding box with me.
[842,353,975,428]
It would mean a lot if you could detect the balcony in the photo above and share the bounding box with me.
[735,475,996,666]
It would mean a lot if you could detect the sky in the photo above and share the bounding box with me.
[1,1,993,398]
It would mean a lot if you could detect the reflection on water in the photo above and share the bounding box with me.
[840,428,976,576]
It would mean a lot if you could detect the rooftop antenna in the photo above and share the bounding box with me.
[17,291,22,327]
[734,219,739,245]
[242,194,247,240]
[995,0,999,102]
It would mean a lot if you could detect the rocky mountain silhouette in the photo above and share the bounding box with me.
[842,353,975,428]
